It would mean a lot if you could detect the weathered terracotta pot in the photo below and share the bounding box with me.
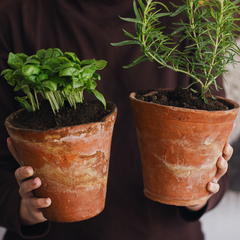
[5,102,117,222]
[129,90,239,206]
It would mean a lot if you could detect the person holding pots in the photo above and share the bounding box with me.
[0,0,235,239]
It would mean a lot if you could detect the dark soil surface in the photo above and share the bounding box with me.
[10,100,111,131]
[135,86,232,111]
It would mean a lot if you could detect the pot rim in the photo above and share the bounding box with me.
[129,89,240,113]
[5,100,117,133]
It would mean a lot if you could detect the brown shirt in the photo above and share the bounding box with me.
[0,0,227,239]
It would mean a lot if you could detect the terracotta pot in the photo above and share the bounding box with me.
[5,102,117,222]
[129,90,239,206]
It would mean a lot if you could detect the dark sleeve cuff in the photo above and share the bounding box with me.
[20,221,51,239]
[177,202,208,222]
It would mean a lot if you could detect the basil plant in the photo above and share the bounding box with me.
[1,48,107,113]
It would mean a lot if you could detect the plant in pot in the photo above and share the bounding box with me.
[1,48,117,222]
[111,0,240,206]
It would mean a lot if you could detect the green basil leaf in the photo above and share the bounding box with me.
[81,59,96,66]
[37,73,48,81]
[73,78,84,88]
[4,71,14,81]
[15,53,28,62]
[34,84,44,91]
[42,64,53,72]
[52,48,63,57]
[22,65,40,76]
[80,68,94,80]
[93,73,101,80]
[27,55,41,62]
[24,59,41,66]
[7,53,23,69]
[64,52,77,61]
[45,48,53,58]
[13,69,22,75]
[14,96,33,112]
[21,79,32,86]
[37,49,46,60]
[74,57,81,65]
[25,75,37,82]
[93,60,107,70]
[59,67,79,77]
[59,63,74,70]
[73,63,81,70]
[79,64,91,73]
[1,68,13,76]
[50,76,69,86]
[7,78,15,86]
[43,58,61,70]
[63,82,72,92]
[92,89,106,109]
[15,53,28,58]
[57,57,71,64]
[86,79,97,90]
[14,83,23,91]
[42,81,57,91]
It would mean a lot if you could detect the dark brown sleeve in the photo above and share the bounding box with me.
[0,6,51,237]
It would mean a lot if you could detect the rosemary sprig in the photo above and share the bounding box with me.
[112,0,240,103]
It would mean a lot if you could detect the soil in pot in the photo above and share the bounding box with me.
[135,86,231,111]
[10,99,111,130]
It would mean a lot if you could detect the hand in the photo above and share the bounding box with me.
[186,142,233,211]
[7,137,51,226]
[186,122,235,212]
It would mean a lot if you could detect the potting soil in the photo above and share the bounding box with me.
[9,100,111,131]
[135,86,231,111]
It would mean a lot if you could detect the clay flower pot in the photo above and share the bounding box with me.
[129,90,239,206]
[5,102,117,222]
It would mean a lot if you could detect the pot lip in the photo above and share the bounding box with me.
[129,89,240,113]
[5,100,117,133]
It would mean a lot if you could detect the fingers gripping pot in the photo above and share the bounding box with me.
[5,102,117,222]
[129,91,239,206]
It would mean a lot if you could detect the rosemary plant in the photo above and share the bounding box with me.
[1,48,107,113]
[112,0,240,103]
